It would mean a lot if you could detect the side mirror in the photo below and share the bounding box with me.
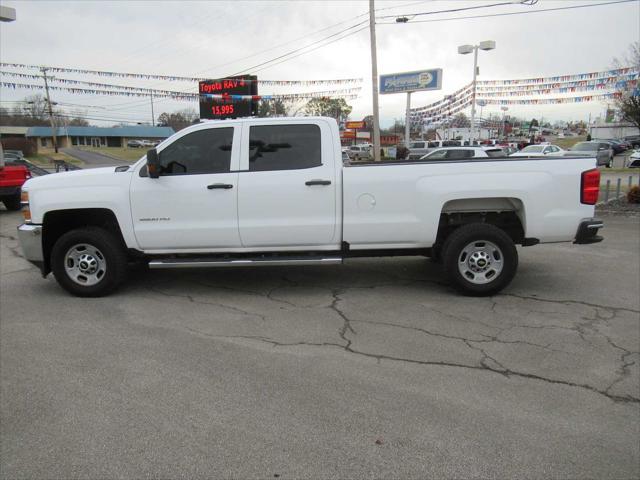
[147,148,159,178]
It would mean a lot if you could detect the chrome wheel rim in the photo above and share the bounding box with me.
[458,240,503,285]
[64,243,107,286]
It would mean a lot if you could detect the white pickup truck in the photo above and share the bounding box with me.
[17,116,603,297]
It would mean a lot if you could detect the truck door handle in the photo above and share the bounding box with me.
[305,179,331,186]
[207,183,233,189]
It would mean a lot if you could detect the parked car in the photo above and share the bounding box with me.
[509,144,565,157]
[623,135,640,148]
[419,147,504,160]
[407,140,463,160]
[347,144,371,161]
[17,116,604,298]
[598,139,627,155]
[0,145,31,210]
[5,149,25,159]
[127,139,146,148]
[627,149,640,168]
[565,141,613,167]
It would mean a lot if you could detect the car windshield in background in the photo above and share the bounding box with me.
[409,142,424,148]
[485,149,504,158]
[572,142,598,151]
[521,145,544,153]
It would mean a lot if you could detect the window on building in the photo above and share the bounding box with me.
[158,127,233,176]
[248,124,321,172]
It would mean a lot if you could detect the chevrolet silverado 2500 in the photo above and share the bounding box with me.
[17,117,603,297]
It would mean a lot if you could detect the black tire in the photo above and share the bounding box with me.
[51,227,128,297]
[442,223,518,296]
[2,194,22,211]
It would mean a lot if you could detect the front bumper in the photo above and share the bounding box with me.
[17,224,45,272]
[574,218,604,244]
[0,186,20,196]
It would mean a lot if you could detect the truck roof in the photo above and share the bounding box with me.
[199,116,335,125]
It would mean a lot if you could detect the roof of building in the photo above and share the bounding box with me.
[0,126,29,135]
[26,126,175,138]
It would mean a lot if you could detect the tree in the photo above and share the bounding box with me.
[304,97,352,123]
[157,109,199,131]
[612,42,640,129]
[452,112,470,128]
[256,99,287,117]
[0,95,50,126]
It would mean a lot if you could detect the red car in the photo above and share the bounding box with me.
[0,149,31,210]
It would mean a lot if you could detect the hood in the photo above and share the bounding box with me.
[23,166,129,191]
[564,150,596,156]
[509,152,544,157]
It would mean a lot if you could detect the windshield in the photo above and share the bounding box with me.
[521,145,544,153]
[409,142,424,148]
[571,142,598,151]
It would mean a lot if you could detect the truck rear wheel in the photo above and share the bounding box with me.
[442,223,518,296]
[51,227,128,297]
[2,194,22,211]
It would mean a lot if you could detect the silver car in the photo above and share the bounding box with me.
[565,141,613,168]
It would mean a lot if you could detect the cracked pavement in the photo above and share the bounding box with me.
[1,209,639,479]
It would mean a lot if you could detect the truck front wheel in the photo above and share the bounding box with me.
[442,223,518,296]
[51,227,128,297]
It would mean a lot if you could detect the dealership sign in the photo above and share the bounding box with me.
[199,75,258,120]
[379,69,442,94]
[345,121,365,129]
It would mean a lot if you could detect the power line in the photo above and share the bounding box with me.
[376,0,636,23]
[376,1,532,19]
[250,26,369,75]
[228,20,369,76]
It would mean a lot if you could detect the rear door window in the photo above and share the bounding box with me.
[249,124,321,171]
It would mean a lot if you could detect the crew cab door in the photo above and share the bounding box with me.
[237,120,338,248]
[129,124,241,250]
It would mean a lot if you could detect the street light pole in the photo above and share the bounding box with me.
[458,40,495,144]
[405,91,411,146]
[369,0,381,162]
[470,46,478,143]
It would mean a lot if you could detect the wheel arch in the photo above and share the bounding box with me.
[435,197,528,249]
[42,208,127,275]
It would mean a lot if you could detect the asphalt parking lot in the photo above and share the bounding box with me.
[1,209,639,479]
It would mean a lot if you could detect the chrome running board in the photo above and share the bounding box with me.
[148,257,343,269]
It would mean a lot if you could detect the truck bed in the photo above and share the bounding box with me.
[342,155,597,249]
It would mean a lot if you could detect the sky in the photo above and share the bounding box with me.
[0,0,639,128]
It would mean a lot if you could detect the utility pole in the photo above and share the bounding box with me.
[41,67,58,153]
[150,91,155,126]
[369,0,381,162]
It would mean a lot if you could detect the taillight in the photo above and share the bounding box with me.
[581,169,600,205]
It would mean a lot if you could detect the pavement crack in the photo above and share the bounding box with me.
[146,285,266,322]
[330,289,355,348]
[500,293,640,315]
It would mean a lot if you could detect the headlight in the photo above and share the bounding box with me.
[20,191,31,223]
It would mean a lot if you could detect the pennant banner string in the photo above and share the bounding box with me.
[0,62,363,86]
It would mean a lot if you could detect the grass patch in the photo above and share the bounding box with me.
[555,136,586,150]
[26,150,81,165]
[78,147,145,162]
